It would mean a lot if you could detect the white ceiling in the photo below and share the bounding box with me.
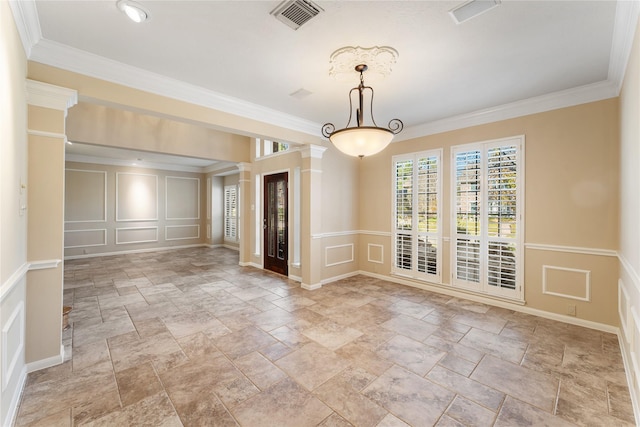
[10,1,640,166]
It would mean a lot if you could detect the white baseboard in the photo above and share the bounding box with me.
[239,262,262,269]
[64,243,208,260]
[301,282,322,290]
[288,274,302,282]
[3,366,27,427]
[26,345,64,373]
[321,271,360,286]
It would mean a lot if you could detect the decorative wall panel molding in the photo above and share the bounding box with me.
[65,169,107,223]
[115,227,158,245]
[64,229,107,248]
[367,243,384,264]
[115,172,158,221]
[166,176,200,220]
[165,225,200,241]
[2,302,24,391]
[325,244,354,267]
[542,265,591,301]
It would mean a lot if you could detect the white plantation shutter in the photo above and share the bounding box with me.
[393,150,442,282]
[224,185,238,240]
[452,137,523,300]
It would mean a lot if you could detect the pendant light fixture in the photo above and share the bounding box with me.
[322,64,403,158]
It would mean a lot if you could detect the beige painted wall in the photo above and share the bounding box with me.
[29,62,322,146]
[0,1,28,424]
[64,161,207,258]
[26,107,66,365]
[618,15,640,418]
[67,102,251,164]
[360,98,620,326]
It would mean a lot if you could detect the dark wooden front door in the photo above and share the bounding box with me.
[263,172,288,276]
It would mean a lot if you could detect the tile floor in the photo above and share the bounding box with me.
[14,247,636,426]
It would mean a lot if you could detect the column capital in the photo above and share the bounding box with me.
[26,80,77,116]
[301,144,328,159]
[237,162,252,172]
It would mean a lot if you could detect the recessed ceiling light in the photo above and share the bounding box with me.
[116,0,149,23]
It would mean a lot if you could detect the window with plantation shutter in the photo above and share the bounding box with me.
[224,185,238,241]
[452,136,523,301]
[392,150,442,282]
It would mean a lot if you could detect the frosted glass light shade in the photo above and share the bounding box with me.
[329,127,394,158]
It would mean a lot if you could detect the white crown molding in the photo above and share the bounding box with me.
[28,38,321,137]
[301,144,328,159]
[65,153,207,173]
[397,80,619,141]
[8,0,41,57]
[26,79,78,113]
[609,0,640,93]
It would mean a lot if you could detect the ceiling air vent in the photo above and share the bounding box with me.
[271,0,323,30]
[449,0,500,24]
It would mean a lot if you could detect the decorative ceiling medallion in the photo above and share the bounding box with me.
[329,46,399,80]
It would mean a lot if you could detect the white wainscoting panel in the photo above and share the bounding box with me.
[2,301,24,391]
[115,227,159,245]
[367,243,384,264]
[64,229,107,248]
[542,265,591,302]
[325,244,354,267]
[165,225,200,241]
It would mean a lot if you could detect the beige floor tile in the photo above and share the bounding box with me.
[314,375,388,427]
[301,320,363,351]
[233,351,287,390]
[335,342,394,376]
[363,365,455,426]
[276,342,350,391]
[114,361,164,407]
[494,396,575,427]
[231,378,332,427]
[437,353,477,377]
[444,395,497,426]
[608,382,636,424]
[459,328,527,364]
[376,413,411,427]
[471,355,558,413]
[213,326,277,359]
[15,248,634,427]
[452,310,507,334]
[82,392,182,427]
[317,412,352,427]
[381,314,439,341]
[376,335,446,376]
[427,365,505,411]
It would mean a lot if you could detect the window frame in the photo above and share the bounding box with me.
[450,135,525,301]
[224,184,239,242]
[391,149,443,283]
